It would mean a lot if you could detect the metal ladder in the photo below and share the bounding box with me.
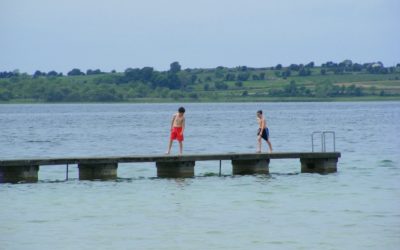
[311,131,336,152]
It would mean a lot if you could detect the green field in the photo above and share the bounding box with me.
[1,62,400,103]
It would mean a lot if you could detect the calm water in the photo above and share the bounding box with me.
[0,102,399,250]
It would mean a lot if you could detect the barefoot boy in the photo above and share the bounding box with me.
[256,110,273,153]
[166,107,186,155]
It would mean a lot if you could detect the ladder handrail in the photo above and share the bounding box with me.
[311,131,336,152]
[322,131,336,152]
[311,131,323,152]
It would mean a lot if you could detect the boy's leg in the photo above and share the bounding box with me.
[257,136,262,153]
[266,139,273,153]
[178,141,183,155]
[166,139,173,154]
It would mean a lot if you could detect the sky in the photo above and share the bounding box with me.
[1,0,399,73]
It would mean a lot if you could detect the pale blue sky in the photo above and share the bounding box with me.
[1,0,399,73]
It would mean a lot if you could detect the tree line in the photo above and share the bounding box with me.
[267,80,368,98]
[0,60,399,102]
[1,60,398,80]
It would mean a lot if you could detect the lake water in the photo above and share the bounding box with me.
[0,102,399,250]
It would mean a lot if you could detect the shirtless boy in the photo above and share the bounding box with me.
[166,107,186,155]
[256,110,273,153]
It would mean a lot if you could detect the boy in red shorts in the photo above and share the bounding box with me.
[166,107,186,155]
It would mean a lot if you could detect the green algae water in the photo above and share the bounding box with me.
[0,102,399,249]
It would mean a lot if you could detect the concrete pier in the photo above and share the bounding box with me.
[78,163,118,180]
[0,165,39,183]
[232,159,270,175]
[0,152,341,183]
[300,158,338,174]
[156,161,195,178]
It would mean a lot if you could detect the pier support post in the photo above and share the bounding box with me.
[300,158,338,174]
[0,165,39,183]
[231,159,270,175]
[78,163,118,180]
[156,161,195,178]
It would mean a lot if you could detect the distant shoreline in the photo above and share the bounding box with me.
[1,62,400,103]
[1,96,399,104]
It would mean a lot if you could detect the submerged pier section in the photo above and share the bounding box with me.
[0,152,341,183]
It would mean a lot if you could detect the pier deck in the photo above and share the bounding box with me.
[0,152,341,183]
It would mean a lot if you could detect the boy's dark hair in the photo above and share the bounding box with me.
[178,107,185,113]
[257,110,262,114]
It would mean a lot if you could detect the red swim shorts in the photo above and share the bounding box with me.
[170,127,184,141]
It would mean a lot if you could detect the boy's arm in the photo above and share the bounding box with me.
[257,117,265,128]
[170,115,176,130]
[181,117,185,135]
[258,118,265,137]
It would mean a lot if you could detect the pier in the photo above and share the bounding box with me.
[0,152,340,183]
